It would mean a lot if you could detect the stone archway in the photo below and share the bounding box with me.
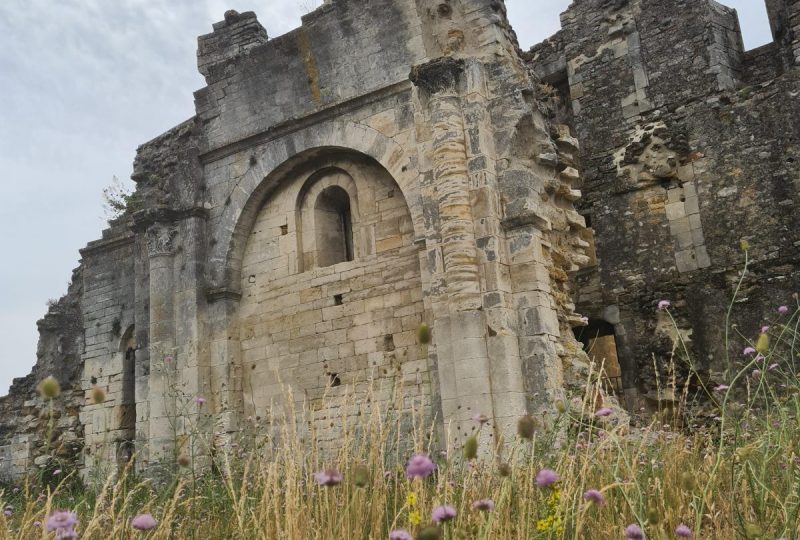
[231,149,432,442]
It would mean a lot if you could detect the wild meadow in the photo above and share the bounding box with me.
[1,258,799,540]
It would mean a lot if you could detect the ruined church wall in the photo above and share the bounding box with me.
[528,0,800,403]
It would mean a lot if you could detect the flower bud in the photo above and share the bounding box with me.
[554,399,567,414]
[680,471,696,492]
[497,462,512,477]
[416,323,432,345]
[353,464,370,487]
[739,239,750,252]
[38,376,61,399]
[90,386,106,405]
[517,415,539,440]
[462,436,478,461]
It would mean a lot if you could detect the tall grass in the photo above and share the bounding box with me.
[1,274,798,539]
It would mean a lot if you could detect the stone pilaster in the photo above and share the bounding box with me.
[145,223,179,468]
[411,58,498,447]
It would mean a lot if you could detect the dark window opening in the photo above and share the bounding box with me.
[314,186,354,267]
[573,319,622,395]
[333,294,343,306]
[329,373,342,387]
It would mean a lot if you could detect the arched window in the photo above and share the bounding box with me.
[314,186,354,267]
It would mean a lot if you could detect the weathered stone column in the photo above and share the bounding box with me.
[145,224,178,470]
[411,57,496,447]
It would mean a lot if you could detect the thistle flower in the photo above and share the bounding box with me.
[471,413,489,425]
[131,513,157,531]
[517,415,539,439]
[743,347,756,356]
[313,469,343,486]
[713,384,730,392]
[624,523,645,540]
[471,499,494,511]
[45,511,78,536]
[405,454,435,479]
[416,323,432,345]
[3,508,11,518]
[674,524,692,538]
[389,530,413,540]
[657,300,671,311]
[463,435,478,460]
[595,407,613,417]
[778,305,789,315]
[583,489,605,505]
[769,363,779,371]
[535,468,558,488]
[194,396,206,406]
[431,505,456,523]
[90,386,106,404]
[38,376,61,399]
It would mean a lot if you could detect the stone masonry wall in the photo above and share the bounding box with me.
[528,0,800,408]
[2,0,601,480]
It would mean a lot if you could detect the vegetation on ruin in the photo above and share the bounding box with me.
[1,258,799,540]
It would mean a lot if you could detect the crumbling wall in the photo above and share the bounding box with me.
[0,269,84,483]
[527,0,800,408]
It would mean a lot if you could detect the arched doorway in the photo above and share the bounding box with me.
[118,327,137,466]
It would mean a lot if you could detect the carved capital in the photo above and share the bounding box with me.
[146,225,179,257]
[410,57,465,95]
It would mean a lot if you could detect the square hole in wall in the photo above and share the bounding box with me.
[333,294,343,305]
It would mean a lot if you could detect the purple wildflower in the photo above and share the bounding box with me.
[405,454,436,479]
[3,509,10,518]
[33,521,41,527]
[131,513,157,531]
[194,396,206,406]
[471,499,495,511]
[743,346,756,356]
[45,511,78,538]
[583,489,605,505]
[674,524,692,538]
[535,468,559,488]
[778,305,789,315]
[595,407,613,417]
[389,530,413,540]
[472,413,489,425]
[751,369,762,379]
[761,325,770,334]
[769,363,780,371]
[313,469,343,487]
[431,505,456,523]
[714,384,730,392]
[657,300,671,311]
[625,523,645,540]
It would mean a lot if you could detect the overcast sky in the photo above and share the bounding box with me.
[0,1,772,395]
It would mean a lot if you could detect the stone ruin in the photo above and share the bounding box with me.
[0,0,798,481]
